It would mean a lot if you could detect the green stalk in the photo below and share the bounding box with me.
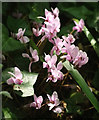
[73,18,99,58]
[63,60,99,112]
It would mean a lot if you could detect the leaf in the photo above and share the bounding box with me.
[60,5,92,20]
[0,91,13,99]
[2,37,25,53]
[29,2,49,22]
[13,72,38,97]
[70,92,87,104]
[7,16,32,36]
[63,60,99,112]
[65,99,81,114]
[2,107,18,120]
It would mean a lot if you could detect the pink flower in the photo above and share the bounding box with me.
[22,47,39,72]
[62,34,75,44]
[73,50,89,68]
[53,106,63,113]
[30,94,43,109]
[47,91,60,110]
[32,28,42,37]
[43,54,57,72]
[47,61,63,82]
[37,8,60,44]
[7,67,23,85]
[51,37,65,55]
[73,19,84,32]
[16,28,30,43]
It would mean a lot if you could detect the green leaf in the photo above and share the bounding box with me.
[60,6,92,20]
[73,18,99,58]
[63,60,99,112]
[13,72,38,97]
[0,91,13,99]
[1,23,9,36]
[2,37,25,52]
[7,16,32,36]
[2,108,17,120]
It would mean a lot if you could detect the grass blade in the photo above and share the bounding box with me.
[63,60,99,112]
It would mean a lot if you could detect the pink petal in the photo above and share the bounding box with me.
[37,96,43,104]
[48,103,55,110]
[7,77,14,85]
[55,98,60,106]
[43,62,48,68]
[53,106,63,113]
[22,53,31,60]
[23,36,30,43]
[57,61,63,70]
[30,102,36,107]
[52,91,58,101]
[51,55,57,65]
[15,67,22,79]
[8,72,16,78]
[47,94,51,101]
[34,94,37,102]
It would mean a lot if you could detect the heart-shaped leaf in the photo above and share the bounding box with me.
[13,72,38,97]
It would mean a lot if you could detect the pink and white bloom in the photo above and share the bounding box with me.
[16,28,30,43]
[32,28,42,37]
[73,50,89,68]
[47,91,60,110]
[43,54,57,72]
[73,19,84,32]
[7,67,23,85]
[22,47,39,72]
[30,94,43,109]
[47,61,63,82]
[53,106,63,113]
[62,34,75,44]
[37,8,60,44]
[51,37,64,55]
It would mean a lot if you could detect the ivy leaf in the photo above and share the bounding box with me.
[13,72,38,97]
[0,91,13,99]
[2,37,25,53]
[2,108,18,120]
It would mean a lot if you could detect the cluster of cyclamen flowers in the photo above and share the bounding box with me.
[30,91,63,114]
[7,7,88,114]
[32,7,88,82]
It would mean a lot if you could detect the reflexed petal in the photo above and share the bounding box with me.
[51,55,57,65]
[37,96,43,104]
[48,103,55,110]
[34,94,37,102]
[7,77,14,85]
[15,67,22,79]
[47,94,51,101]
[57,61,63,70]
[52,91,58,101]
[22,53,31,60]
[23,36,30,43]
[30,102,36,107]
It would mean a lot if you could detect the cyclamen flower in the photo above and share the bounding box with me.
[51,37,64,56]
[53,106,63,114]
[73,19,84,32]
[30,94,43,109]
[47,91,60,110]
[7,67,23,85]
[22,47,39,72]
[62,34,75,44]
[43,54,57,72]
[16,28,30,43]
[73,50,89,68]
[61,45,88,68]
[47,61,63,82]
[33,8,60,44]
